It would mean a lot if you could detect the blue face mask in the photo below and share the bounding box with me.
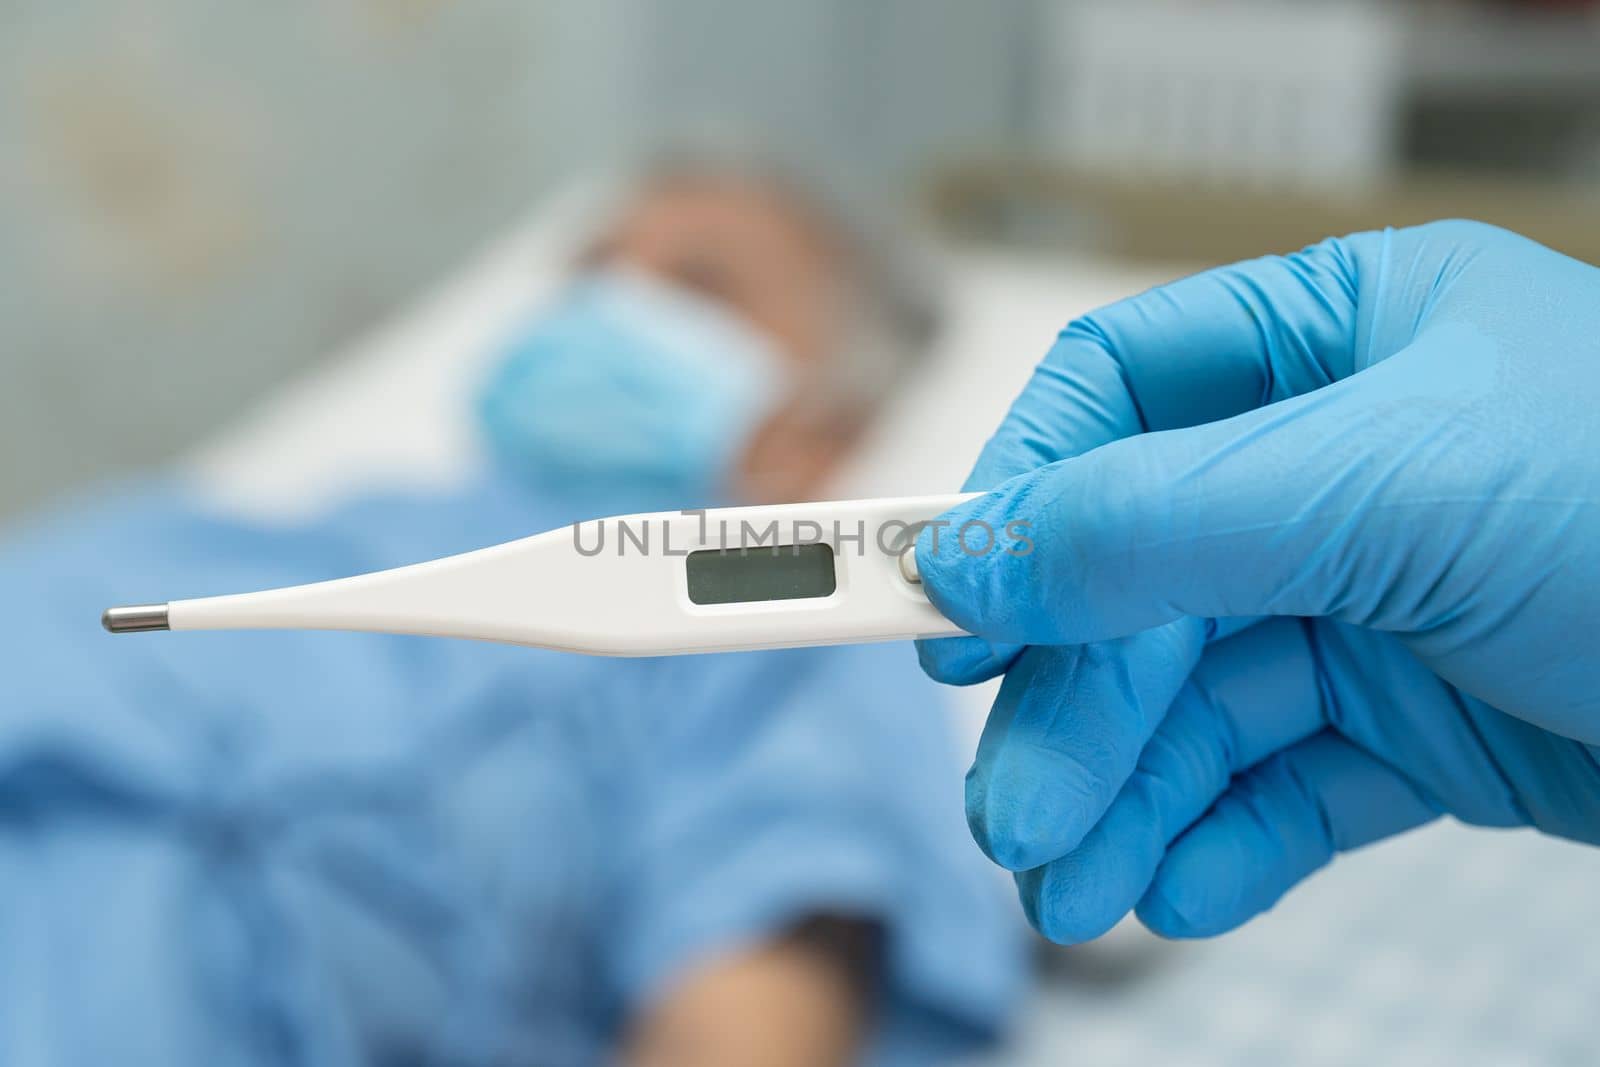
[476,269,787,510]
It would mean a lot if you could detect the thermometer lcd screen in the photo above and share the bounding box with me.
[686,543,838,606]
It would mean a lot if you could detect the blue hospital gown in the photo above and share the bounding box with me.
[0,474,1022,1066]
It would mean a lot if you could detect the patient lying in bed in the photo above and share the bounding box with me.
[0,154,1022,1066]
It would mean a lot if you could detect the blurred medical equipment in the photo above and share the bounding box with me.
[104,494,976,655]
[916,220,1600,945]
[930,2,1600,264]
[1043,2,1403,191]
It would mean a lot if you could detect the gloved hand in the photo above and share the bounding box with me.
[914,221,1600,943]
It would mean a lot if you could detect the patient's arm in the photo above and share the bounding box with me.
[623,918,880,1067]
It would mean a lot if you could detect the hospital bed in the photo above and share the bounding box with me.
[185,202,1600,1067]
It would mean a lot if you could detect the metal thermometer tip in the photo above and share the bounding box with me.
[102,604,170,634]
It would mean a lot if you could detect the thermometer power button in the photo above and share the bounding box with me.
[897,546,921,585]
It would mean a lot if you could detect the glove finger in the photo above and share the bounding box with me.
[966,234,1366,490]
[1013,618,1327,943]
[1136,732,1438,939]
[965,618,1206,871]
[916,635,1022,686]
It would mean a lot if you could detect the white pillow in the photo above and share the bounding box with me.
[186,183,1175,520]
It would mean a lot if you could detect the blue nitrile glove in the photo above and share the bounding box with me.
[914,221,1600,943]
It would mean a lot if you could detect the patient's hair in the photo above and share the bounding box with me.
[623,135,945,418]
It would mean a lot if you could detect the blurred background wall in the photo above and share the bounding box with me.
[5,0,1600,518]
[0,0,1032,517]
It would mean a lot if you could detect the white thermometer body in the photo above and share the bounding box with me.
[104,495,981,656]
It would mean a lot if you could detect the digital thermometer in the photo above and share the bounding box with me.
[103,495,982,656]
